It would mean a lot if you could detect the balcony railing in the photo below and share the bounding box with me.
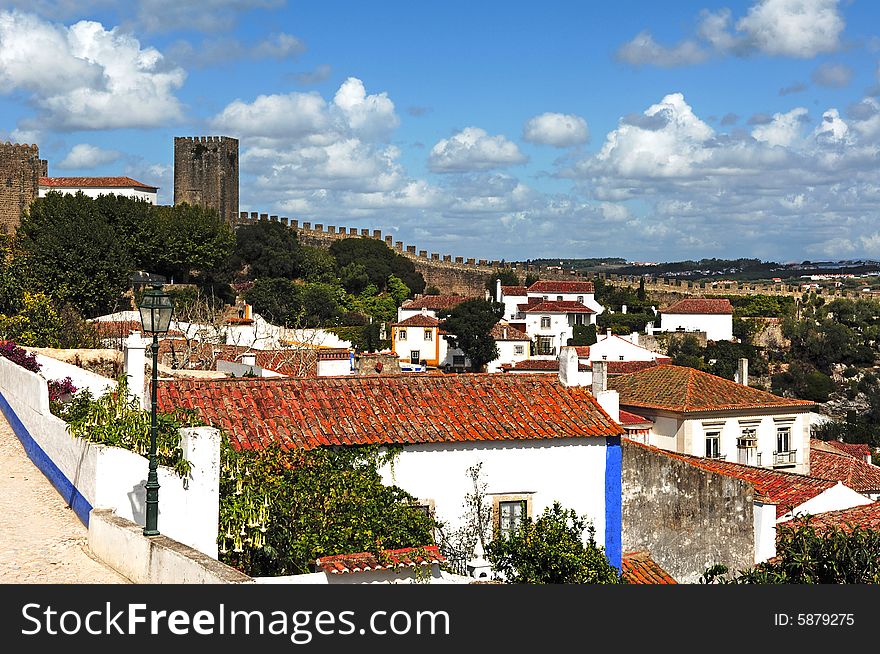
[772,449,797,466]
[706,452,726,460]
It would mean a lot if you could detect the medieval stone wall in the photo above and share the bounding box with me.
[174,136,239,227]
[0,142,43,233]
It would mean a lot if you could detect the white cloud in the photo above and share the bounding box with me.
[0,11,184,131]
[167,32,304,68]
[617,0,845,67]
[332,77,399,140]
[522,112,589,147]
[428,127,527,173]
[811,61,853,88]
[211,92,330,141]
[134,0,284,33]
[751,107,808,147]
[813,108,849,143]
[616,31,708,67]
[57,143,121,169]
[736,0,844,58]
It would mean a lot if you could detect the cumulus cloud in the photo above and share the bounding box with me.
[720,113,739,125]
[522,112,589,147]
[751,107,809,147]
[134,0,284,33]
[57,143,121,169]
[167,32,304,68]
[290,64,332,85]
[780,81,808,95]
[811,61,853,88]
[617,0,845,67]
[428,127,527,173]
[0,11,184,130]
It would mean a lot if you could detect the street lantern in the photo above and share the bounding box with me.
[137,283,174,536]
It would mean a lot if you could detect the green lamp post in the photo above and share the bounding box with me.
[137,283,174,536]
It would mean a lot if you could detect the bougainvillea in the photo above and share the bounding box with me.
[0,340,41,373]
[47,377,77,402]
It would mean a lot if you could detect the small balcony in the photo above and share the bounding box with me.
[772,450,797,467]
[706,452,726,461]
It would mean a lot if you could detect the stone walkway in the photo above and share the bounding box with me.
[0,413,130,583]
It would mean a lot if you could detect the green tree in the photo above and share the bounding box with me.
[486,502,624,584]
[771,361,835,402]
[245,278,343,327]
[0,292,66,347]
[231,219,304,280]
[440,298,503,371]
[524,272,540,287]
[18,192,132,317]
[93,193,160,271]
[666,334,706,370]
[486,269,520,293]
[702,516,880,584]
[329,238,424,295]
[219,444,438,576]
[152,203,235,283]
[568,324,597,346]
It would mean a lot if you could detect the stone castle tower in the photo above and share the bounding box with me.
[0,142,47,233]
[173,136,239,226]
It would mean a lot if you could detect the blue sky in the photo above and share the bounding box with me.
[2,1,880,263]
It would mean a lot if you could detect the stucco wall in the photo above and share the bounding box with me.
[660,313,733,341]
[622,439,755,583]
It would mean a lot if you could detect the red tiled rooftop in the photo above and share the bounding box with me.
[520,300,595,314]
[527,280,595,294]
[157,374,624,452]
[40,176,158,190]
[622,551,677,584]
[618,409,651,426]
[489,321,530,341]
[824,440,873,459]
[501,359,590,372]
[809,446,880,493]
[400,295,473,311]
[500,285,528,296]
[392,314,440,327]
[316,546,445,574]
[662,298,733,315]
[807,502,880,533]
[609,364,815,414]
[596,359,666,375]
[574,346,590,358]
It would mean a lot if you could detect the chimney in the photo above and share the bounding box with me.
[502,327,508,339]
[421,306,428,317]
[241,353,257,367]
[558,346,585,387]
[591,360,619,423]
[496,278,502,303]
[123,331,147,410]
[736,358,749,386]
[606,329,613,340]
[621,304,627,314]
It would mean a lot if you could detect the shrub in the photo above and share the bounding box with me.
[0,340,41,373]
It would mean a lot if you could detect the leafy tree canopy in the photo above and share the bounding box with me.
[486,501,624,584]
[232,219,305,281]
[439,298,503,371]
[329,238,425,296]
[485,269,520,293]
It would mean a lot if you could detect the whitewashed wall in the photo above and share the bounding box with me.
[317,357,353,376]
[39,187,157,204]
[524,312,572,358]
[779,483,873,521]
[659,313,733,341]
[0,356,220,557]
[378,438,610,549]
[753,501,777,563]
[487,340,530,373]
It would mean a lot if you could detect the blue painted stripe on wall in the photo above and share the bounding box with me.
[604,435,622,571]
[0,391,92,526]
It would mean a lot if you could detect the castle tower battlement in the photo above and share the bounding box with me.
[173,136,239,227]
[0,142,45,233]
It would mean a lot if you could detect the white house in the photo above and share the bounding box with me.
[486,320,531,373]
[397,295,474,322]
[520,300,596,358]
[608,363,817,475]
[580,330,672,366]
[39,176,159,204]
[525,280,605,315]
[654,298,734,342]
[158,373,627,575]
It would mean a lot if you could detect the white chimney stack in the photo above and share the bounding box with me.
[592,359,608,394]
[590,359,619,423]
[123,331,148,410]
[558,346,586,387]
[496,278,502,303]
[736,358,749,387]
[241,353,257,367]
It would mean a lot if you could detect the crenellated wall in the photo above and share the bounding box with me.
[234,211,860,299]
[0,142,44,233]
[174,136,239,227]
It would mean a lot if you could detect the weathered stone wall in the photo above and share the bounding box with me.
[639,330,709,355]
[622,439,755,584]
[174,136,239,227]
[0,142,42,233]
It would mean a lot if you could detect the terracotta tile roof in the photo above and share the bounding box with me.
[618,410,651,426]
[662,298,733,315]
[807,502,880,533]
[158,341,350,376]
[40,176,158,190]
[809,447,880,493]
[608,364,816,414]
[508,322,527,333]
[501,359,590,372]
[574,346,590,357]
[392,314,440,327]
[622,551,677,584]
[824,440,873,459]
[157,374,624,452]
[401,295,473,311]
[93,320,143,338]
[316,546,445,574]
[599,360,666,375]
[489,321,530,341]
[520,300,595,314]
[528,280,595,294]
[626,440,836,519]
[500,285,528,296]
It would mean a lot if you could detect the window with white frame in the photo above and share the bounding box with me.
[398,329,407,341]
[540,316,551,328]
[777,425,791,453]
[705,432,721,459]
[424,329,433,341]
[514,344,524,355]
[577,296,584,303]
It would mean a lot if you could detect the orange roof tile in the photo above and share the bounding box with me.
[489,321,530,341]
[316,546,445,574]
[500,285,528,296]
[618,410,651,426]
[824,440,873,458]
[807,502,880,533]
[609,364,816,414]
[40,176,158,190]
[809,447,880,493]
[528,280,595,294]
[393,314,440,327]
[622,551,677,584]
[401,295,474,311]
[662,298,733,315]
[157,374,624,452]
[520,300,595,314]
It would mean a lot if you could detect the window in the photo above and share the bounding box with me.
[556,295,563,301]
[777,426,791,453]
[536,336,554,355]
[705,432,721,459]
[577,296,584,303]
[398,329,407,341]
[410,351,420,364]
[514,345,524,355]
[424,329,433,341]
[540,316,551,328]
[619,355,624,361]
[493,494,532,539]
[453,355,466,366]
